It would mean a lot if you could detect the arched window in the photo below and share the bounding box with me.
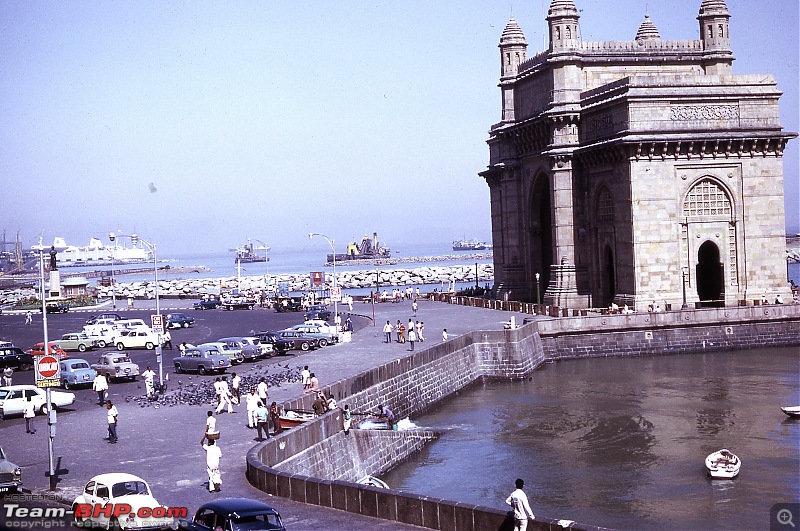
[566,26,572,39]
[718,24,724,38]
[596,186,614,223]
[683,179,731,217]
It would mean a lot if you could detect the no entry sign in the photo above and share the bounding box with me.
[36,354,60,387]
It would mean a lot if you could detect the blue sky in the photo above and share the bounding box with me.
[1,0,797,255]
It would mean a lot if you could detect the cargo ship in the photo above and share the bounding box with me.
[452,238,489,251]
[327,233,390,262]
[233,240,269,263]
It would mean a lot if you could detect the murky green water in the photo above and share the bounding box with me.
[383,347,800,530]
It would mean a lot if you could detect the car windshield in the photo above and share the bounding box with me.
[231,513,284,531]
[71,362,90,369]
[111,480,150,498]
[112,356,131,363]
[0,390,8,399]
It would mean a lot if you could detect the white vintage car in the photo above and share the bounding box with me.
[72,472,178,530]
[114,329,162,351]
[0,385,75,417]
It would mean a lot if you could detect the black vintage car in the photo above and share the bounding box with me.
[166,312,195,328]
[182,497,285,530]
[255,330,319,353]
[193,298,221,310]
[275,298,302,313]
[45,301,69,314]
[0,347,34,371]
[304,304,332,321]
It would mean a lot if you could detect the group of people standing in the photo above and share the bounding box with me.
[382,318,426,350]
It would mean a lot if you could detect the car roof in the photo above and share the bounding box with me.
[217,337,244,342]
[63,358,90,365]
[87,472,148,485]
[0,385,40,391]
[196,497,279,517]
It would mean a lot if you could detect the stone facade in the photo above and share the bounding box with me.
[481,0,796,310]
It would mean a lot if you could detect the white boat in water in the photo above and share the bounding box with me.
[781,406,800,418]
[49,236,152,267]
[357,475,389,489]
[705,449,741,479]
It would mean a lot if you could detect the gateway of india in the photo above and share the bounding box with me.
[481,0,796,310]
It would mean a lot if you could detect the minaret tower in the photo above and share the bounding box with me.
[547,0,581,50]
[498,16,527,123]
[698,0,733,74]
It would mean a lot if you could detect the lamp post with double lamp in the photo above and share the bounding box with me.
[535,272,541,314]
[109,233,163,384]
[309,233,338,329]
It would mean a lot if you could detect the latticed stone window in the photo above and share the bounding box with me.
[596,187,614,222]
[683,179,731,217]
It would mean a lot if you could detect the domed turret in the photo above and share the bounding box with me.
[498,15,528,122]
[697,0,732,74]
[635,14,661,41]
[546,0,580,49]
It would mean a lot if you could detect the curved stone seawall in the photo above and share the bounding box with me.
[246,304,800,530]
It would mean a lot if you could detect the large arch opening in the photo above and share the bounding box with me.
[530,174,553,300]
[696,240,724,307]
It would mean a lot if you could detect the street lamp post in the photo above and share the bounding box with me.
[535,272,541,314]
[108,233,117,309]
[33,235,56,490]
[309,233,338,329]
[109,233,162,383]
[681,267,689,310]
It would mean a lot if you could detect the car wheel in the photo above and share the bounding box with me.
[78,344,86,352]
[97,340,107,348]
[116,343,124,351]
[318,339,328,347]
[174,364,183,374]
[300,342,310,351]
[63,381,70,390]
[248,305,254,310]
[198,365,207,375]
[145,342,154,350]
[183,322,190,328]
[39,404,49,415]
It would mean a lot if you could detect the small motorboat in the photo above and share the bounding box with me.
[705,449,741,479]
[279,410,315,429]
[780,406,800,418]
[357,475,389,489]
[356,417,391,430]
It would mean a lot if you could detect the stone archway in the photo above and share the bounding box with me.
[530,174,553,299]
[696,240,724,306]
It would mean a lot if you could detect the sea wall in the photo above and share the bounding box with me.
[246,305,800,530]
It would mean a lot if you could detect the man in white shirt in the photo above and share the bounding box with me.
[231,372,241,405]
[245,389,260,428]
[215,377,233,414]
[257,377,269,403]
[93,373,108,405]
[301,367,310,390]
[505,478,535,530]
[24,397,36,434]
[106,400,118,443]
[141,366,156,398]
[201,439,222,492]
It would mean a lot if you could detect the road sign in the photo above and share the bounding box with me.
[330,286,342,302]
[151,314,164,333]
[310,271,325,287]
[36,355,60,387]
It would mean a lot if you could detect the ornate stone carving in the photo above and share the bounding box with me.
[670,104,739,121]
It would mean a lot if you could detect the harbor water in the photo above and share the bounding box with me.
[382,346,800,530]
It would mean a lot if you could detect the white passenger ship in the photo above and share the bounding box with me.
[50,236,151,267]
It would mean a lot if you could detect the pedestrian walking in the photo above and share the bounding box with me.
[141,366,156,398]
[383,321,392,343]
[257,377,269,402]
[342,404,352,434]
[412,300,418,316]
[24,396,36,434]
[269,402,283,436]
[408,328,417,351]
[398,322,406,343]
[300,367,310,391]
[201,438,222,492]
[106,400,118,443]
[205,410,219,439]
[506,478,535,530]
[254,402,269,441]
[93,373,108,405]
[25,311,32,325]
[215,377,233,414]
[442,328,448,341]
[163,329,173,350]
[231,372,241,405]
[418,321,425,341]
[245,389,260,429]
[2,367,12,387]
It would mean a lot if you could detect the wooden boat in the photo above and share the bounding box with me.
[705,449,741,479]
[279,410,315,429]
[357,475,389,489]
[780,406,800,418]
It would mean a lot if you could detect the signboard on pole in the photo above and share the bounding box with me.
[35,355,60,388]
[310,271,325,288]
[151,314,164,334]
[330,286,342,302]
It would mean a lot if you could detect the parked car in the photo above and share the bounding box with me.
[0,385,75,417]
[173,346,231,375]
[275,298,303,313]
[57,333,99,353]
[241,336,273,358]
[287,324,338,347]
[166,312,195,329]
[91,353,139,382]
[0,346,34,371]
[220,298,256,311]
[182,497,285,531]
[274,330,320,352]
[217,337,261,362]
[114,329,161,351]
[59,358,96,390]
[82,324,117,348]
[304,304,332,321]
[193,297,222,310]
[253,331,292,354]
[200,342,244,365]
[86,313,122,324]
[26,342,68,360]
[0,447,22,494]
[72,473,177,530]
[44,301,69,314]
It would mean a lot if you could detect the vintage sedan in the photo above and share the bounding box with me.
[0,346,34,371]
[59,358,96,389]
[193,297,221,310]
[45,301,70,314]
[241,336,273,358]
[0,447,22,494]
[91,353,140,382]
[72,473,178,530]
[200,342,244,365]
[182,497,285,531]
[115,329,161,351]
[0,385,75,417]
[275,330,320,352]
[165,312,195,329]
[287,324,338,347]
[217,337,261,362]
[86,313,123,324]
[173,347,231,375]
[58,333,99,353]
[26,342,69,360]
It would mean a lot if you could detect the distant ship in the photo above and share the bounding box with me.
[52,236,151,267]
[452,238,490,251]
[233,240,269,263]
[327,232,390,262]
